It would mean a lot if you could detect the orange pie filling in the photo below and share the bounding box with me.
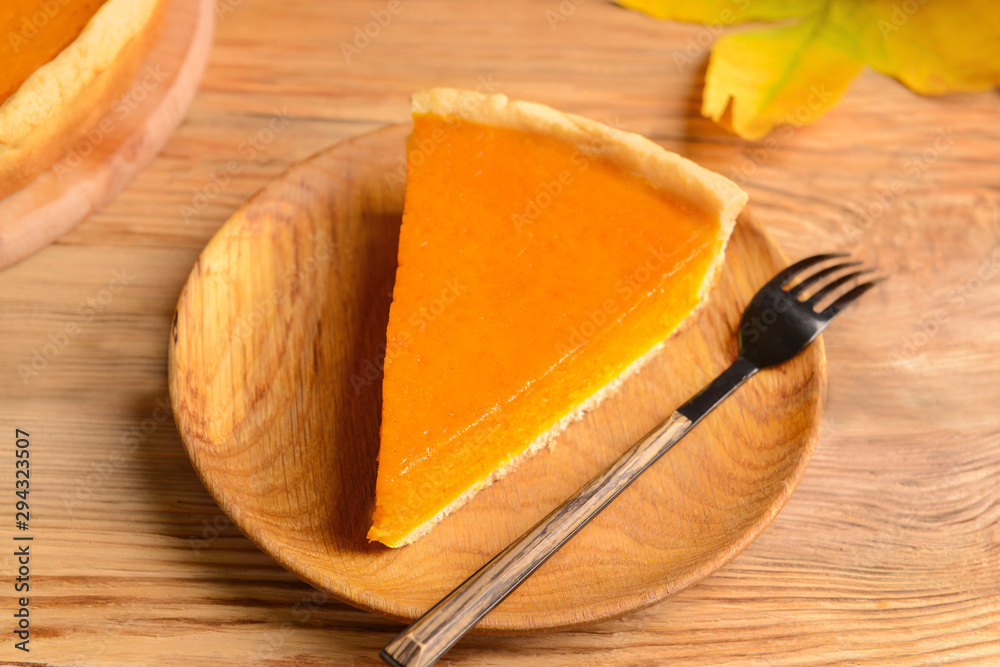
[369,112,724,547]
[0,0,110,104]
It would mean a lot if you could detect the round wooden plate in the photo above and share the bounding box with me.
[169,124,826,633]
[0,0,214,270]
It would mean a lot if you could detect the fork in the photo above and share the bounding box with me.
[381,253,880,667]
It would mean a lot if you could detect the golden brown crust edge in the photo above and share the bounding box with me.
[0,0,168,199]
[385,88,748,547]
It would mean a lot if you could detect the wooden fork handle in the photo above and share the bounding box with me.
[381,357,758,667]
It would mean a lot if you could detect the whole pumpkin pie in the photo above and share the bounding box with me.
[368,89,748,548]
[0,0,167,199]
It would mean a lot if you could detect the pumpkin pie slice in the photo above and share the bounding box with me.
[0,0,167,198]
[369,89,747,547]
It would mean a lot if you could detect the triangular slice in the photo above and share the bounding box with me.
[368,88,747,547]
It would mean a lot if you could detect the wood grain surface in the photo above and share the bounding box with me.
[168,123,824,633]
[1,0,999,664]
[0,0,215,271]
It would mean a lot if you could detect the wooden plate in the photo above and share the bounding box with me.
[169,123,826,633]
[0,0,214,270]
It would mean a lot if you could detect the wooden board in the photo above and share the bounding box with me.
[0,0,998,663]
[168,123,825,632]
[0,0,215,271]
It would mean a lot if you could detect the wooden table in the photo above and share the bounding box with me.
[2,1,998,664]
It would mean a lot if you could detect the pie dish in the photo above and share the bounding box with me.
[169,122,824,630]
[0,0,167,199]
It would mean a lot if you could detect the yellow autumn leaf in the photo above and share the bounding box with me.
[620,0,1000,139]
[703,16,864,139]
[616,0,826,23]
[830,0,1000,94]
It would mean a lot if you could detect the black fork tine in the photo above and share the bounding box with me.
[786,261,862,297]
[768,253,849,290]
[805,269,875,306]
[819,279,881,320]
